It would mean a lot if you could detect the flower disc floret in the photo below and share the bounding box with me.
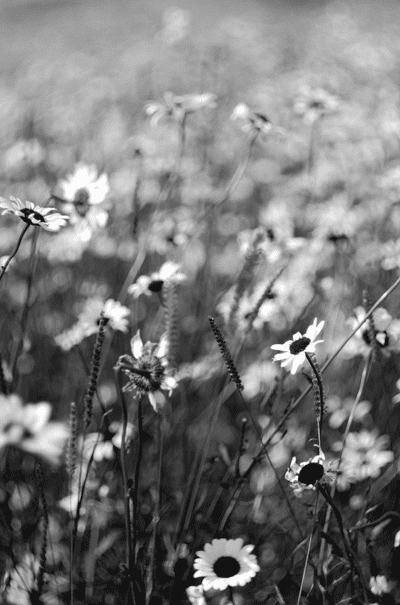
[193,538,260,592]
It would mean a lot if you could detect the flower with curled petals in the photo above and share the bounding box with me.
[0,197,68,232]
[285,451,336,497]
[193,538,260,592]
[271,318,324,375]
[117,331,177,411]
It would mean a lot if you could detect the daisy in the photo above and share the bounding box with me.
[57,163,110,231]
[345,306,400,358]
[294,85,339,124]
[193,538,260,592]
[369,575,393,596]
[78,298,130,335]
[0,394,69,466]
[117,331,177,412]
[335,430,394,487]
[128,261,187,298]
[230,103,272,135]
[270,318,324,375]
[285,451,336,498]
[145,91,217,125]
[0,197,68,231]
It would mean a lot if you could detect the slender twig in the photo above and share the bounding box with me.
[0,223,30,284]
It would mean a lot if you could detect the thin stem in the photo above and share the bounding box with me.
[145,413,164,604]
[115,367,133,571]
[132,395,144,567]
[305,352,324,452]
[296,493,319,605]
[0,223,30,284]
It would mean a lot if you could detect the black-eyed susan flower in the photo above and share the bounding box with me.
[270,318,324,375]
[117,331,177,412]
[128,261,187,298]
[285,451,335,497]
[0,197,68,232]
[193,538,260,592]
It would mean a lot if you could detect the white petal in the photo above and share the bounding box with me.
[131,331,143,358]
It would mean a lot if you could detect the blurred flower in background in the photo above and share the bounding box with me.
[145,92,217,125]
[128,261,187,298]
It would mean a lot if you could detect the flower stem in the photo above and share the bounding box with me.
[305,352,325,452]
[0,223,30,284]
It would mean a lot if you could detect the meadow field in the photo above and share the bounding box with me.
[1,1,400,603]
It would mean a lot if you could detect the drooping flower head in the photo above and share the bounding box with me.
[117,331,177,411]
[145,92,217,125]
[128,261,187,298]
[271,318,324,375]
[193,538,260,592]
[230,103,272,135]
[285,451,336,498]
[0,197,69,232]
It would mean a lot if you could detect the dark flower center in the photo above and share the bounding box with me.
[309,100,325,110]
[213,556,241,578]
[362,329,389,348]
[122,353,165,394]
[298,462,324,485]
[20,208,45,225]
[289,337,311,355]
[148,280,164,293]
[73,188,91,217]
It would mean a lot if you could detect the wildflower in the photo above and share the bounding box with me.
[145,91,217,125]
[230,103,272,135]
[270,318,324,375]
[381,238,400,271]
[345,306,400,358]
[0,394,68,465]
[54,322,88,351]
[327,395,371,429]
[285,451,336,497]
[369,575,393,596]
[186,585,207,605]
[5,551,39,605]
[58,163,110,231]
[117,331,177,411]
[128,261,187,298]
[79,298,130,334]
[336,430,394,487]
[294,85,339,123]
[0,197,68,231]
[193,538,260,591]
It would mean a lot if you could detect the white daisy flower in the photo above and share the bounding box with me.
[117,331,177,412]
[294,86,339,124]
[270,318,324,375]
[57,163,110,232]
[369,575,393,596]
[335,430,394,488]
[0,197,68,232]
[79,297,130,335]
[0,394,69,466]
[230,103,272,135]
[285,451,336,498]
[193,538,260,592]
[128,261,187,298]
[145,91,216,125]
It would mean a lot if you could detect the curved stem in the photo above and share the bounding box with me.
[0,223,30,284]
